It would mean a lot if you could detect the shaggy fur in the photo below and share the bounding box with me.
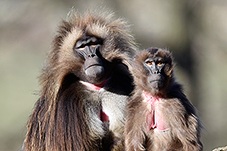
[23,11,137,151]
[125,48,203,151]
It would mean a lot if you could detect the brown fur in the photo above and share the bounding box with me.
[125,48,203,151]
[23,11,137,151]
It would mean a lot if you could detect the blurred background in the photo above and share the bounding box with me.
[0,0,227,150]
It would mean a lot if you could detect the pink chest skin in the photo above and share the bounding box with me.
[79,80,108,91]
[142,91,169,131]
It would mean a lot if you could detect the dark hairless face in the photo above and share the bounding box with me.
[133,48,173,95]
[74,35,110,85]
[144,48,172,90]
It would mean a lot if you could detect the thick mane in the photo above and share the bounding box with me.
[23,11,137,151]
[39,11,137,101]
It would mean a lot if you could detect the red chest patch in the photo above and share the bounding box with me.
[142,91,169,131]
[100,110,109,122]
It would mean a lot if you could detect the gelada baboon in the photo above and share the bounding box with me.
[23,11,137,151]
[125,47,202,151]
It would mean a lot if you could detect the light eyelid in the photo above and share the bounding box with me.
[77,47,85,51]
[91,45,96,47]
[145,60,153,66]
[157,62,164,66]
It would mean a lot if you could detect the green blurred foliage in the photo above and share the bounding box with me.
[0,0,227,150]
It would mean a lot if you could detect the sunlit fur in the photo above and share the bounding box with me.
[23,11,137,151]
[125,48,203,151]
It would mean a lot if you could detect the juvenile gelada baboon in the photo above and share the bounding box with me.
[22,11,137,151]
[125,47,203,151]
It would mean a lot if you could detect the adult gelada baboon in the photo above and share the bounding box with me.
[23,11,137,151]
[125,48,202,151]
